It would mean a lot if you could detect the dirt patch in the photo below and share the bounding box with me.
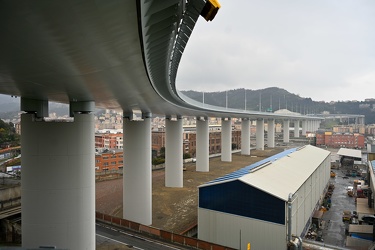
[95,149,283,233]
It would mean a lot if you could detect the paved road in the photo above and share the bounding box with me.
[96,223,192,250]
[320,168,357,247]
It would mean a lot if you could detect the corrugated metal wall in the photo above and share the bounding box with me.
[198,208,286,249]
[199,180,285,224]
[291,155,331,236]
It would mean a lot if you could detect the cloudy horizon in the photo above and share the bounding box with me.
[176,0,375,102]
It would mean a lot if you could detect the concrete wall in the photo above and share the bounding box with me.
[0,185,21,209]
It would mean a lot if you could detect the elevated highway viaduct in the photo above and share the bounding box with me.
[0,1,321,249]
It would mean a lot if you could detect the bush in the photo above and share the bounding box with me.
[152,157,165,165]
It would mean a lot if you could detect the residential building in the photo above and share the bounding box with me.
[95,148,123,172]
[316,131,365,149]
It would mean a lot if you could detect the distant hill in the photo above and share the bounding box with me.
[0,95,70,119]
[1,89,374,124]
[181,87,375,124]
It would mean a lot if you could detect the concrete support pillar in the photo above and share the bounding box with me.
[316,120,321,131]
[302,120,307,136]
[196,118,209,172]
[294,120,300,138]
[241,118,250,155]
[362,117,365,124]
[307,120,311,133]
[21,113,95,249]
[165,117,183,187]
[221,118,232,162]
[283,120,290,143]
[311,120,315,132]
[123,113,152,225]
[267,119,275,148]
[256,118,264,150]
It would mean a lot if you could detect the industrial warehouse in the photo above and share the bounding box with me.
[198,145,331,249]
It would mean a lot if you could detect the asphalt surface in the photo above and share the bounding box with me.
[319,169,356,247]
[96,223,193,250]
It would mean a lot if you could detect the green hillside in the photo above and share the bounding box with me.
[0,119,20,148]
[181,87,375,124]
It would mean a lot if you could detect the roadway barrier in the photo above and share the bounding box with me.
[96,211,235,250]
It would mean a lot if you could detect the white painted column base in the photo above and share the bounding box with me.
[256,118,264,150]
[123,117,152,225]
[294,120,300,138]
[283,120,290,143]
[21,113,95,250]
[196,118,209,172]
[302,120,307,136]
[241,119,250,155]
[165,118,183,187]
[267,119,275,148]
[221,118,232,162]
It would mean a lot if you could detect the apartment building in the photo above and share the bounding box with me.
[95,133,123,149]
[95,148,123,172]
[316,131,365,149]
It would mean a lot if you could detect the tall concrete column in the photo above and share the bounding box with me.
[294,120,300,138]
[123,113,152,225]
[165,117,183,187]
[221,118,232,162]
[302,120,307,136]
[283,120,290,143]
[312,120,316,131]
[256,118,264,150]
[241,118,250,155]
[307,120,311,133]
[267,119,275,148]
[196,117,209,172]
[21,111,95,249]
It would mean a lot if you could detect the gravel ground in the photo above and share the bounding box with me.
[95,148,283,233]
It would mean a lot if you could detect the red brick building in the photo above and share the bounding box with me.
[95,149,123,172]
[152,130,242,157]
[316,131,365,149]
[95,133,123,149]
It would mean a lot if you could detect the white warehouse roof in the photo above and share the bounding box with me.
[337,148,362,159]
[240,145,330,201]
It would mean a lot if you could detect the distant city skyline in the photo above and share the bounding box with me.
[177,0,375,102]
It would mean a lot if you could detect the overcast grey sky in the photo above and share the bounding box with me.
[176,0,375,102]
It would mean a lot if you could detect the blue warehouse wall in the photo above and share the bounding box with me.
[199,180,285,225]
